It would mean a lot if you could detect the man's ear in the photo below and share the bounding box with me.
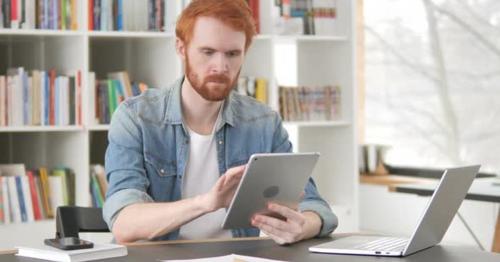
[176,37,186,62]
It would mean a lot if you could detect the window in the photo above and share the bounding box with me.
[364,0,500,171]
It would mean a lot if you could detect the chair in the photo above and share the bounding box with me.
[55,206,110,239]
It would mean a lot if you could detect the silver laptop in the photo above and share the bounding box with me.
[309,165,480,257]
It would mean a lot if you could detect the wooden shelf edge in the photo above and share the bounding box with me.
[359,173,435,187]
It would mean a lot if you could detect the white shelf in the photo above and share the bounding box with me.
[88,31,173,38]
[0,0,358,246]
[0,219,54,227]
[87,125,110,131]
[0,29,84,37]
[0,126,84,133]
[283,121,350,128]
[0,220,55,250]
[274,35,349,42]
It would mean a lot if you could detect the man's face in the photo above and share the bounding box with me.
[181,17,246,101]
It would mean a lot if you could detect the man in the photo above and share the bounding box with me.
[103,0,337,245]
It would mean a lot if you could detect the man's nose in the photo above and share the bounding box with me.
[211,53,229,74]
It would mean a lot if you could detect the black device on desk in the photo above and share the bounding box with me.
[44,206,109,250]
[44,237,93,250]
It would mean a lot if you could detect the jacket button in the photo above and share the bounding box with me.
[160,169,165,173]
[219,140,223,145]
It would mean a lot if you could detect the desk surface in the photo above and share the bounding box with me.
[2,236,500,262]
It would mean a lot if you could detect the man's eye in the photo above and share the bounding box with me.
[203,50,214,56]
[226,52,239,58]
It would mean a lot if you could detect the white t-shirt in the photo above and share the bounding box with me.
[178,112,232,239]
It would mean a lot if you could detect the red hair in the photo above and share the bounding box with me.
[176,0,257,51]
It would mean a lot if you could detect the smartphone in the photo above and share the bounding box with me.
[44,237,94,250]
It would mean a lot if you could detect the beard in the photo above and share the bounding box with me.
[185,54,240,102]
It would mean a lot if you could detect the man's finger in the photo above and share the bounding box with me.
[226,165,246,177]
[252,214,298,234]
[267,203,305,225]
[260,228,288,245]
[222,174,242,189]
[253,217,289,240]
[214,175,226,192]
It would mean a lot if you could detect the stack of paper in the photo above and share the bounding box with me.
[162,254,286,262]
[16,243,127,262]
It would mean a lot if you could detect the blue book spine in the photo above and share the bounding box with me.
[15,176,27,222]
[48,0,52,29]
[100,0,107,31]
[117,0,123,31]
[115,80,124,100]
[44,72,50,125]
[291,9,306,18]
[94,0,100,31]
[43,0,49,29]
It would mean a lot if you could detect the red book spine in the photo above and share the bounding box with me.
[11,0,18,21]
[77,70,82,125]
[27,171,42,221]
[0,177,4,222]
[88,0,94,30]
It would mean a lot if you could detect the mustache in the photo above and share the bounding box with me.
[205,74,231,84]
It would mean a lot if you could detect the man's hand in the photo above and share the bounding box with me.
[251,203,322,245]
[201,165,245,213]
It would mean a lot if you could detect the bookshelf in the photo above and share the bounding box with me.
[0,0,357,248]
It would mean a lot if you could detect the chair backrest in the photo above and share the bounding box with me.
[56,206,110,239]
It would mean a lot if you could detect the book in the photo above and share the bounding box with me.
[33,171,47,219]
[7,176,22,222]
[39,167,54,218]
[19,175,35,222]
[278,85,341,121]
[90,172,104,208]
[92,71,150,124]
[16,243,128,262]
[90,164,107,207]
[0,75,5,126]
[0,164,26,223]
[0,68,80,127]
[27,171,43,220]
[48,173,65,215]
[1,175,11,224]
[255,78,267,104]
[0,175,4,223]
[163,254,285,262]
[0,0,3,28]
[11,0,19,29]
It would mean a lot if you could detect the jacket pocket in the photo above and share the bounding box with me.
[144,153,177,178]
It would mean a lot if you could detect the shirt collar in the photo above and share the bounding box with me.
[165,77,236,129]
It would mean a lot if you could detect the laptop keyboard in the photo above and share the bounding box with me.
[353,237,409,252]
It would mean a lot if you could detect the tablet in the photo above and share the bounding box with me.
[221,152,320,229]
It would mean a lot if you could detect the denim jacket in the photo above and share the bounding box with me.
[103,77,338,240]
